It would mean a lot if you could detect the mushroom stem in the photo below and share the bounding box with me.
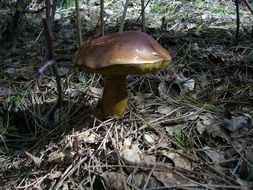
[102,75,128,116]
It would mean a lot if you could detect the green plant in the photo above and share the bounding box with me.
[11,95,22,106]
[59,0,75,9]
[212,7,234,15]
[246,170,253,181]
[194,0,204,4]
[151,3,167,14]
[174,130,187,150]
[6,124,19,134]
[184,0,204,4]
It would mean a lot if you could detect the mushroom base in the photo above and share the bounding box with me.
[102,75,128,117]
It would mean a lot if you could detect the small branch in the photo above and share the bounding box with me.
[24,6,45,14]
[75,0,82,46]
[45,0,51,25]
[2,0,26,46]
[37,59,55,75]
[43,18,53,58]
[47,65,63,123]
[39,0,63,124]
[88,14,108,40]
[135,0,151,26]
[243,0,253,15]
[51,0,58,28]
[119,0,129,32]
[141,0,145,32]
[100,0,104,36]
[235,0,240,45]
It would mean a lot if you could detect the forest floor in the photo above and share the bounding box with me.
[0,0,253,189]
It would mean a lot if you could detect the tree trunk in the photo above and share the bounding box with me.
[1,0,26,47]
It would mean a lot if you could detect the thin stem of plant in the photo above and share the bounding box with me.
[235,0,240,45]
[43,0,63,124]
[75,0,82,46]
[100,0,104,36]
[51,0,58,28]
[141,0,146,32]
[135,0,151,27]
[119,0,129,32]
[243,0,253,14]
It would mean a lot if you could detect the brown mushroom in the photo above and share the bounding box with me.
[74,31,172,116]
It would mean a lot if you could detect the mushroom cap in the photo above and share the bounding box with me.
[74,31,172,76]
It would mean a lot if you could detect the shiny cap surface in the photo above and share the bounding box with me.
[74,31,172,75]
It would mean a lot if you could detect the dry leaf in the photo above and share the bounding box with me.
[186,23,197,30]
[156,105,172,114]
[143,133,158,145]
[158,82,170,99]
[245,148,253,164]
[120,139,156,166]
[25,151,42,167]
[202,13,212,21]
[121,144,141,165]
[153,165,188,187]
[48,170,62,179]
[238,148,253,180]
[15,66,34,79]
[164,152,191,170]
[48,151,67,162]
[176,74,195,92]
[221,114,252,132]
[205,122,228,140]
[77,131,98,144]
[101,171,126,190]
[165,67,177,81]
[202,146,224,163]
[12,159,24,169]
[0,86,14,96]
[196,113,216,135]
[58,66,69,76]
[0,81,14,96]
[87,87,103,98]
[166,124,186,136]
[128,172,162,189]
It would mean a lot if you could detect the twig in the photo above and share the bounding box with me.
[141,0,146,32]
[75,0,82,46]
[24,6,45,14]
[119,0,129,32]
[135,0,151,26]
[143,164,156,190]
[100,0,104,36]
[243,0,253,36]
[37,59,55,75]
[235,0,240,45]
[53,157,88,190]
[39,0,63,124]
[243,0,253,15]
[51,0,58,28]
[116,151,128,190]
